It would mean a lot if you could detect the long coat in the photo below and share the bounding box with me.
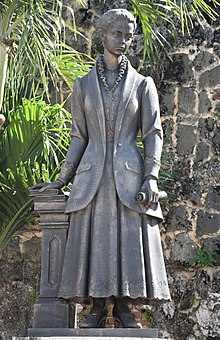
[58,61,163,220]
[57,61,171,302]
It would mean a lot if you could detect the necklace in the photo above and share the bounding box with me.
[97,55,127,92]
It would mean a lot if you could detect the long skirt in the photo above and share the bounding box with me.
[58,141,170,304]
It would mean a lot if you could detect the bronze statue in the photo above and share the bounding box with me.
[31,9,170,328]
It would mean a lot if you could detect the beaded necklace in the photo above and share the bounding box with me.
[97,55,128,92]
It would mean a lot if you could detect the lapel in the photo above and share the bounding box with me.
[88,64,106,147]
[87,61,137,148]
[114,62,137,146]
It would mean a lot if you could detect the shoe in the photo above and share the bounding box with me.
[113,304,141,328]
[79,306,108,328]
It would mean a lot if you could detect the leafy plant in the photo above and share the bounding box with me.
[0,99,71,252]
[130,0,219,63]
[189,297,197,307]
[144,309,154,325]
[27,291,38,303]
[0,0,91,113]
[188,246,217,267]
[0,0,93,252]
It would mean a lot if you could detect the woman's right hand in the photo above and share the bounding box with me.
[29,180,64,192]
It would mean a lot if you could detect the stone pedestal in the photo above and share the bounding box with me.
[25,328,162,339]
[28,190,72,331]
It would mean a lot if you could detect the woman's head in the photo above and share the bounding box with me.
[96,9,136,57]
[96,9,137,37]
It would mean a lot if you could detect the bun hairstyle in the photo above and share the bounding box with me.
[96,9,137,37]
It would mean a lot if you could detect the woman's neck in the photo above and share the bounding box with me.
[103,53,122,70]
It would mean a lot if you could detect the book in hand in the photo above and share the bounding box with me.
[29,188,63,197]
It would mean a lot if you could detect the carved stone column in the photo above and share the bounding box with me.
[28,189,73,331]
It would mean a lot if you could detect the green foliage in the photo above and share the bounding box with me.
[188,246,217,268]
[189,298,197,307]
[143,309,153,324]
[27,291,38,303]
[0,0,92,251]
[0,99,71,252]
[0,0,92,113]
[130,0,219,63]
[131,0,174,62]
[55,48,94,90]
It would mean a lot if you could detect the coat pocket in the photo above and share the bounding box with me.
[125,162,143,175]
[76,163,92,175]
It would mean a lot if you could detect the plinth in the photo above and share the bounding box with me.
[20,327,166,339]
[29,189,72,329]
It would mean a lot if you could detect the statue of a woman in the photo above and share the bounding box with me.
[32,9,170,328]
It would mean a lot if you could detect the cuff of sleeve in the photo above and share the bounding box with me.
[58,162,75,186]
[144,157,161,179]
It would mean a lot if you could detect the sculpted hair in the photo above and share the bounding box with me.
[96,9,137,36]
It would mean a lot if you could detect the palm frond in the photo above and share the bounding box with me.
[0,99,71,251]
[130,0,219,63]
[55,47,95,89]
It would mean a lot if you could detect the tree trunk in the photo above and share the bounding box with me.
[0,43,8,112]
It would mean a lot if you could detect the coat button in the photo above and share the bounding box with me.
[117,143,122,147]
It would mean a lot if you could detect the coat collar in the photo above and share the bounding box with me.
[87,60,137,145]
[88,65,106,146]
[114,61,137,146]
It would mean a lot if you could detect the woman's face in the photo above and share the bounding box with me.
[103,20,134,56]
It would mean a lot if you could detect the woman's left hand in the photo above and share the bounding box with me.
[140,176,159,203]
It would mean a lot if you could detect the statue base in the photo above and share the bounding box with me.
[27,328,160,338]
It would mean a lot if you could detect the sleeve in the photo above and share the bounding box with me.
[141,76,163,179]
[58,77,88,185]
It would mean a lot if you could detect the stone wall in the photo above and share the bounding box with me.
[155,41,220,340]
[0,1,219,339]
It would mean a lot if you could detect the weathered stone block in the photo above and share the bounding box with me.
[195,140,210,162]
[205,186,220,210]
[179,178,202,205]
[162,119,174,145]
[24,237,41,262]
[193,158,220,186]
[171,274,194,310]
[213,42,220,58]
[212,269,220,292]
[198,117,215,138]
[170,312,194,338]
[199,91,211,113]
[164,53,194,83]
[176,124,197,156]
[171,233,196,263]
[166,205,192,232]
[159,83,176,115]
[212,126,220,155]
[194,51,215,71]
[196,211,220,236]
[178,87,196,114]
[195,292,220,338]
[201,236,220,266]
[195,269,212,298]
[199,65,220,89]
[174,159,191,179]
